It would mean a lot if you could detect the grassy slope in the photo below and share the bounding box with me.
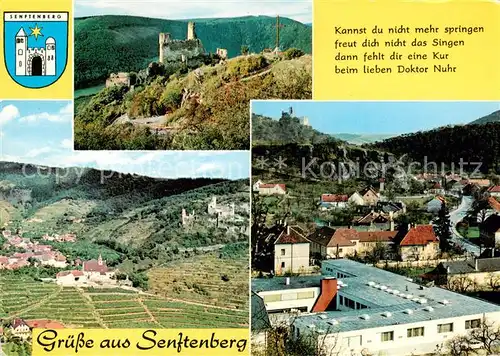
[75,15,312,88]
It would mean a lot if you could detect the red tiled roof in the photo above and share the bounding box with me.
[358,231,397,243]
[83,260,108,273]
[26,320,65,329]
[11,318,28,329]
[321,194,348,203]
[468,179,491,187]
[400,225,438,246]
[488,197,500,212]
[275,227,309,244]
[327,228,357,247]
[488,186,500,193]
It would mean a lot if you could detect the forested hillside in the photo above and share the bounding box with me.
[75,15,312,89]
[0,161,250,271]
[369,122,500,173]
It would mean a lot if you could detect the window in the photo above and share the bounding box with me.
[18,61,22,67]
[297,291,315,299]
[438,323,453,333]
[281,249,285,256]
[281,293,298,301]
[281,262,285,268]
[338,248,343,253]
[18,49,23,55]
[345,335,362,347]
[339,295,344,305]
[407,327,424,338]
[381,331,394,342]
[465,319,481,329]
[263,294,281,303]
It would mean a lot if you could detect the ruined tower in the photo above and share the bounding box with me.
[187,22,196,40]
[158,33,171,63]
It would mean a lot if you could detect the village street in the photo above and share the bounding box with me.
[449,196,480,256]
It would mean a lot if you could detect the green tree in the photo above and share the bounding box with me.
[241,45,249,55]
[434,202,452,252]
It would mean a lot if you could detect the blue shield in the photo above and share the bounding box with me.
[4,12,69,88]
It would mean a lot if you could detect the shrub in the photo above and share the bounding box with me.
[283,48,305,60]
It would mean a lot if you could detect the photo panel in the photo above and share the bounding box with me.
[0,100,251,354]
[72,0,312,151]
[251,99,500,355]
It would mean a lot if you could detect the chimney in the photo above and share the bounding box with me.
[475,258,479,271]
[407,223,411,231]
[285,277,290,285]
[312,278,338,312]
[446,265,451,274]
[287,225,290,235]
[390,220,395,232]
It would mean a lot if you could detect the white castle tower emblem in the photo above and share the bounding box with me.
[15,27,56,76]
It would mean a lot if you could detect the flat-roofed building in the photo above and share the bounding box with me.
[252,259,500,356]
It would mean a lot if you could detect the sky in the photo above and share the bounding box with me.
[75,0,312,24]
[252,101,500,135]
[0,101,249,180]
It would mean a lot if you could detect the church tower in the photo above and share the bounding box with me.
[45,37,56,76]
[97,254,103,266]
[16,28,28,76]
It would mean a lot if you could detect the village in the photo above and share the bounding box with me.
[0,191,249,349]
[252,171,500,355]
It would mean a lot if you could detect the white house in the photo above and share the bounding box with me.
[274,226,310,274]
[258,184,286,196]
[253,180,263,192]
[348,192,365,206]
[56,270,87,286]
[319,194,348,210]
[252,259,500,356]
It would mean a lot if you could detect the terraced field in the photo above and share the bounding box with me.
[148,252,249,310]
[0,276,248,328]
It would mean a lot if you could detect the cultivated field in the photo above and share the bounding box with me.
[0,276,248,328]
[148,252,249,311]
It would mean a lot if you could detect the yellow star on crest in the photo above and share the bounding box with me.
[29,24,43,40]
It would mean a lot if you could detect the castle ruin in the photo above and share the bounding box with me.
[181,208,196,226]
[159,22,205,65]
[216,48,228,60]
[106,72,131,88]
[207,196,235,219]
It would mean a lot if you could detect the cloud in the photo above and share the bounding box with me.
[59,102,74,115]
[60,139,73,149]
[76,0,312,23]
[19,102,73,123]
[25,147,55,158]
[0,105,20,125]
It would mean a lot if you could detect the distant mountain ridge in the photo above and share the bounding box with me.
[470,110,500,125]
[75,15,312,89]
[331,133,396,144]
